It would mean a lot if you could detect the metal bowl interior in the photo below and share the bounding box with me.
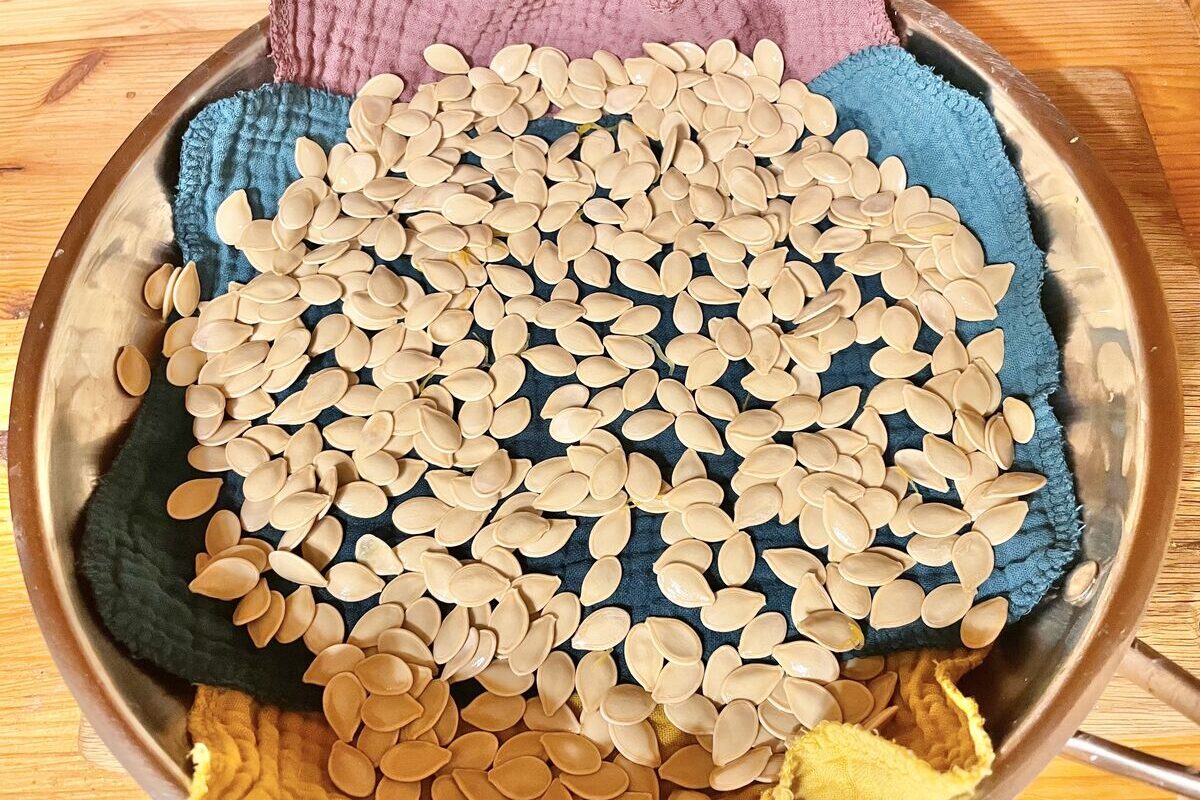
[8,3,1181,798]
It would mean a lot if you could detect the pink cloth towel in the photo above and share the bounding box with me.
[270,0,898,97]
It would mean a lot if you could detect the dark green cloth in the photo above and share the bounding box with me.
[81,370,320,707]
[80,85,351,709]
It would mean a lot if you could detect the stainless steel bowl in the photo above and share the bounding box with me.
[9,3,1189,797]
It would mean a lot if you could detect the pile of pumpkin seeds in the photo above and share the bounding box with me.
[124,36,1050,798]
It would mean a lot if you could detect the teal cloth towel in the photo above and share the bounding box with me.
[81,46,1081,708]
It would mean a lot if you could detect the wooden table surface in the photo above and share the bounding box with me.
[1,1,1198,798]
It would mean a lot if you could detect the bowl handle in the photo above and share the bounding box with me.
[1063,638,1200,797]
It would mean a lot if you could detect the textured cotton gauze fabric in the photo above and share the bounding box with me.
[269,0,899,97]
[80,85,353,709]
[188,649,993,800]
[80,45,1081,707]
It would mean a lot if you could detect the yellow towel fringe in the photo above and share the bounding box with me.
[764,648,994,800]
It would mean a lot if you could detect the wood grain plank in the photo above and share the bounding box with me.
[0,322,25,428]
[937,0,1200,257]
[0,1,262,48]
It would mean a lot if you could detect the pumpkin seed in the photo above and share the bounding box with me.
[608,718,661,768]
[599,684,656,727]
[167,478,223,520]
[763,548,826,587]
[821,493,872,552]
[571,607,631,651]
[462,691,526,733]
[115,345,151,396]
[646,617,703,665]
[717,532,756,587]
[903,385,953,434]
[674,411,723,454]
[580,557,622,606]
[921,583,975,628]
[651,561,711,608]
[269,550,329,587]
[711,699,757,767]
[984,471,1047,498]
[839,551,905,587]
[869,580,925,629]
[189,557,259,600]
[541,732,602,776]
[622,409,674,441]
[327,741,377,797]
[784,678,842,728]
[215,190,253,245]
[827,678,875,724]
[663,694,718,737]
[700,588,765,632]
[909,502,971,537]
[559,762,630,800]
[960,596,1009,648]
[951,531,995,591]
[771,640,839,683]
[1063,560,1100,606]
[796,609,864,652]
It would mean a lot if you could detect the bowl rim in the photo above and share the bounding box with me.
[7,5,1184,798]
[8,20,270,796]
[891,3,1181,795]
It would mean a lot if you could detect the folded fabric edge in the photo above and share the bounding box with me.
[764,651,993,800]
[813,43,1083,630]
[268,0,297,92]
[266,0,900,95]
[78,367,320,710]
[76,84,350,713]
[812,44,1059,397]
[189,684,346,799]
[175,82,353,282]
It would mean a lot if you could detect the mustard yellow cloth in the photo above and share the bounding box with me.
[766,648,993,800]
[188,648,991,800]
[189,686,348,800]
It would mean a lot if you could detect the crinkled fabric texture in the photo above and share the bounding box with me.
[765,648,994,800]
[80,45,1080,708]
[270,0,898,97]
[188,686,345,800]
[187,649,993,799]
